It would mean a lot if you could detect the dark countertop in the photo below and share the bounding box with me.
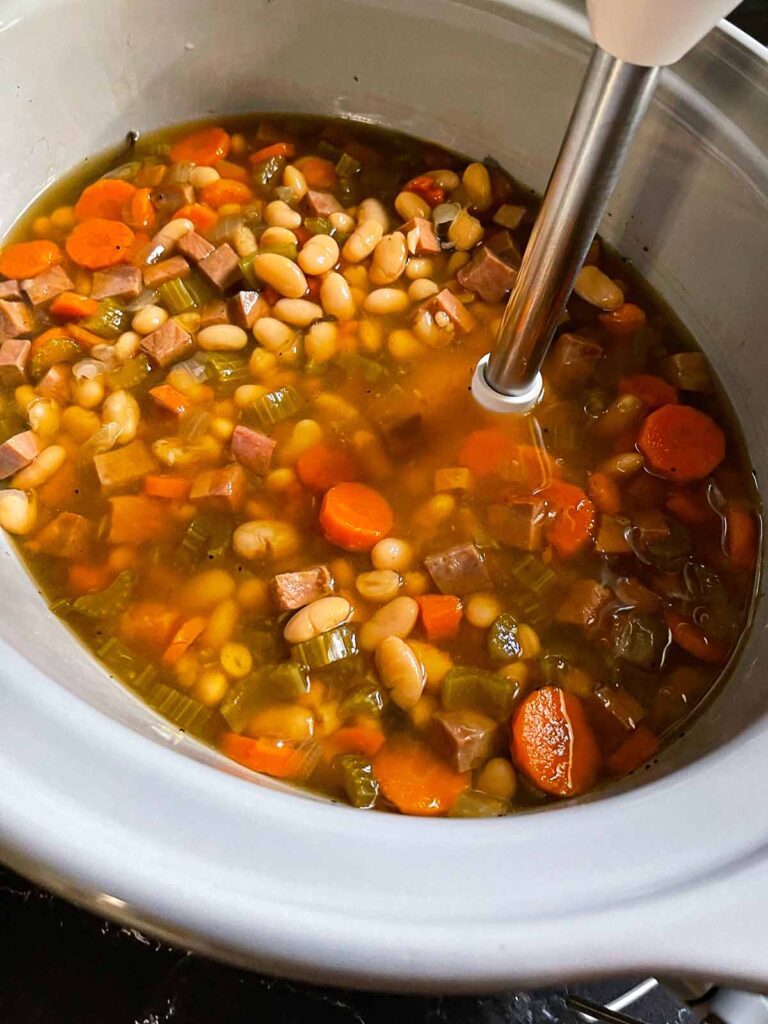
[1,4,766,1023]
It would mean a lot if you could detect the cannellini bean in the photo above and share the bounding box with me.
[408,279,439,303]
[15,385,36,415]
[446,251,470,276]
[193,668,229,707]
[395,191,430,220]
[273,298,324,327]
[387,328,424,362]
[265,199,302,229]
[371,537,413,573]
[132,304,168,335]
[409,693,438,729]
[402,570,430,597]
[62,406,101,442]
[342,220,383,263]
[592,394,644,439]
[0,488,37,535]
[233,519,300,561]
[251,253,307,298]
[499,661,529,688]
[416,493,456,526]
[234,384,267,408]
[517,623,541,659]
[476,758,517,801]
[412,308,453,348]
[284,595,352,644]
[404,256,437,281]
[279,418,323,464]
[320,272,356,320]
[259,226,297,248]
[12,444,65,489]
[249,349,279,376]
[102,389,139,444]
[27,398,60,439]
[298,234,339,276]
[237,577,270,614]
[369,232,408,286]
[72,359,105,410]
[448,208,484,251]
[305,320,338,363]
[357,197,389,231]
[174,652,199,689]
[181,568,236,611]
[329,211,355,234]
[190,166,220,189]
[265,467,297,491]
[375,635,426,710]
[198,324,248,351]
[114,330,142,363]
[599,452,644,477]
[359,596,419,651]
[50,205,76,230]
[283,164,308,201]
[426,169,461,191]
[407,639,452,690]
[462,162,492,211]
[356,569,401,604]
[253,317,295,352]
[231,225,258,258]
[248,704,314,744]
[202,597,239,649]
[329,557,355,589]
[574,266,624,310]
[465,591,503,629]
[364,288,409,316]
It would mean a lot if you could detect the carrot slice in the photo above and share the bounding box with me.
[539,480,597,559]
[320,482,393,551]
[200,178,254,210]
[619,374,678,409]
[511,686,600,797]
[459,429,552,488]
[606,725,659,776]
[373,738,469,816]
[215,159,251,184]
[637,404,725,483]
[120,600,180,651]
[665,610,730,664]
[724,504,758,572]
[66,322,105,350]
[108,494,171,545]
[0,239,62,279]
[49,291,99,319]
[587,470,621,516]
[323,726,386,762]
[172,203,218,233]
[67,562,117,596]
[144,475,192,500]
[170,125,231,165]
[65,218,136,269]
[162,616,207,666]
[597,302,646,338]
[665,486,718,527]
[294,155,336,189]
[74,178,137,221]
[149,383,191,416]
[250,142,296,164]
[221,733,306,778]
[417,594,463,642]
[124,187,156,230]
[296,442,358,493]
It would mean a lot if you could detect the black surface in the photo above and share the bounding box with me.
[1,4,766,1022]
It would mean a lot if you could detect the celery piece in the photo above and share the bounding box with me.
[449,790,507,818]
[238,253,259,289]
[106,354,151,391]
[335,152,362,178]
[334,177,359,207]
[290,625,358,669]
[184,273,216,309]
[509,554,558,594]
[252,154,287,188]
[96,636,158,693]
[304,216,333,236]
[316,140,342,163]
[157,278,198,315]
[205,353,250,391]
[29,336,81,380]
[441,666,522,721]
[83,299,130,339]
[49,596,73,617]
[335,754,379,809]
[72,570,136,620]
[221,662,310,733]
[144,680,217,737]
[487,613,522,663]
[257,240,298,262]
[181,513,232,561]
[239,624,286,665]
[339,680,386,720]
[243,386,302,430]
[336,351,388,384]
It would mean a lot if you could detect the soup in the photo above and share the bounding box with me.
[0,115,758,816]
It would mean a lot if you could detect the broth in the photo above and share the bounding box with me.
[0,114,758,816]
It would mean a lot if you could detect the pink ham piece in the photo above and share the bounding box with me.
[545,333,603,394]
[91,265,143,301]
[150,183,195,214]
[427,288,476,334]
[36,364,72,404]
[424,542,490,596]
[0,338,30,385]
[21,265,74,306]
[140,319,193,368]
[0,300,35,338]
[457,245,518,302]
[199,300,230,328]
[0,430,43,480]
[229,291,268,329]
[231,425,276,475]
[303,190,342,217]
[143,256,191,289]
[400,217,441,256]
[94,439,157,492]
[177,231,215,264]
[189,463,246,512]
[198,244,242,291]
[0,280,21,300]
[27,511,93,559]
[272,565,333,612]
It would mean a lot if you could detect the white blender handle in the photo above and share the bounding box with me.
[587,0,743,67]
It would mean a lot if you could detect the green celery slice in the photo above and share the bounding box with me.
[205,352,250,390]
[335,754,379,809]
[83,299,130,339]
[304,216,333,236]
[220,662,310,733]
[487,613,522,663]
[72,570,136,620]
[441,666,522,721]
[242,386,302,430]
[96,636,158,694]
[257,240,298,261]
[252,154,287,188]
[157,278,198,315]
[449,790,508,818]
[144,681,217,737]
[336,351,388,383]
[335,152,362,178]
[29,336,81,380]
[290,625,358,669]
[106,354,151,391]
[339,680,386,720]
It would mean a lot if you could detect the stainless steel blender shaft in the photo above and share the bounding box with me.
[482,47,658,401]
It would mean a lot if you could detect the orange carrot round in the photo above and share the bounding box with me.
[319,481,393,551]
[162,616,207,666]
[459,429,552,489]
[294,155,336,189]
[619,374,678,409]
[172,203,218,233]
[170,125,231,165]
[48,291,99,319]
[665,610,729,664]
[539,480,596,559]
[200,178,254,209]
[323,726,386,762]
[221,734,304,778]
[511,686,600,797]
[637,404,725,483]
[124,187,156,230]
[373,738,468,816]
[144,475,192,500]
[250,142,296,164]
[215,159,251,184]
[65,218,136,269]
[598,302,646,338]
[0,239,62,279]
[724,504,758,571]
[417,594,463,642]
[67,562,116,596]
[296,442,358,493]
[74,178,137,221]
[605,724,659,776]
[587,470,621,516]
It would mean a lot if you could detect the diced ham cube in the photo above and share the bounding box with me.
[231,425,276,474]
[303,190,342,217]
[150,183,195,214]
[545,333,603,394]
[486,229,522,265]
[434,710,499,772]
[143,256,190,289]
[0,338,30,385]
[556,579,612,628]
[0,300,35,338]
[427,288,476,334]
[0,430,43,479]
[0,280,21,300]
[199,300,230,328]
[189,463,246,512]
[198,244,241,291]
[400,217,441,256]
[177,231,215,264]
[108,495,171,545]
[424,543,490,596]
[228,290,268,329]
[36,364,72,404]
[487,498,546,551]
[94,439,157,492]
[91,265,143,301]
[28,511,93,559]
[457,245,518,302]
[140,319,194,368]
[272,565,333,612]
[21,265,74,306]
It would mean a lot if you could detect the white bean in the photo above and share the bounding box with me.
[102,390,140,445]
[251,253,307,299]
[232,520,300,561]
[463,162,492,211]
[359,596,419,651]
[189,166,220,189]
[259,226,297,248]
[375,635,426,710]
[395,191,430,220]
[273,298,323,327]
[27,398,60,439]
[342,220,383,263]
[574,266,624,310]
[132,304,168,335]
[283,165,308,201]
[0,488,37,535]
[371,537,413,573]
[320,272,356,320]
[265,200,302,230]
[298,234,339,276]
[114,330,142,363]
[426,169,460,190]
[465,591,503,629]
[356,569,401,604]
[408,279,439,303]
[369,232,408,286]
[253,317,295,351]
[358,198,389,231]
[12,445,65,489]
[329,211,355,234]
[284,595,352,644]
[364,288,409,316]
[305,321,338,363]
[198,325,248,351]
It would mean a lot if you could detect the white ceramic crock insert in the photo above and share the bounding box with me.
[0,0,766,992]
